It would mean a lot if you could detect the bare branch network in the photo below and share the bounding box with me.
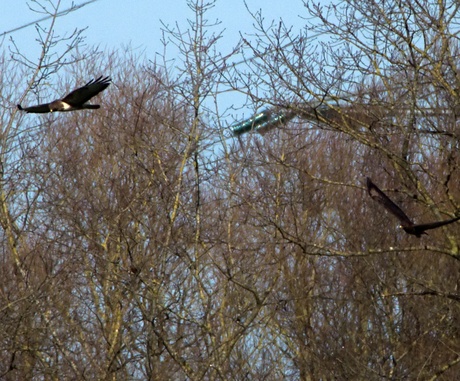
[0,0,459,380]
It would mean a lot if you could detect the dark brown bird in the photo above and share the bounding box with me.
[17,76,111,113]
[366,177,460,237]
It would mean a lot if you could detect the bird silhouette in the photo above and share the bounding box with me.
[18,76,111,113]
[366,177,460,237]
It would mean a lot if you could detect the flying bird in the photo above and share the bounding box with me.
[17,76,111,113]
[366,177,460,237]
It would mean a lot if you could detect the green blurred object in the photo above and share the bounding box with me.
[231,109,295,136]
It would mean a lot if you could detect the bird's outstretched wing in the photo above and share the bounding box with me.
[61,76,111,106]
[366,177,413,228]
[411,217,460,235]
[17,103,52,113]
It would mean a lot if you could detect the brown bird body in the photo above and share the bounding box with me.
[366,177,460,237]
[17,76,111,113]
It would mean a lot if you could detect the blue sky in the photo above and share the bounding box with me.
[2,0,308,60]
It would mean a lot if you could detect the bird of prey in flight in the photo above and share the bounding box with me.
[366,177,460,237]
[17,76,111,113]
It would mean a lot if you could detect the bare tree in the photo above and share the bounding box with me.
[224,0,460,379]
[0,1,98,379]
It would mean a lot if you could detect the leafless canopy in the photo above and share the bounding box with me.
[0,0,459,380]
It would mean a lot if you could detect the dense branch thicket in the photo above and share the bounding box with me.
[0,0,459,380]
